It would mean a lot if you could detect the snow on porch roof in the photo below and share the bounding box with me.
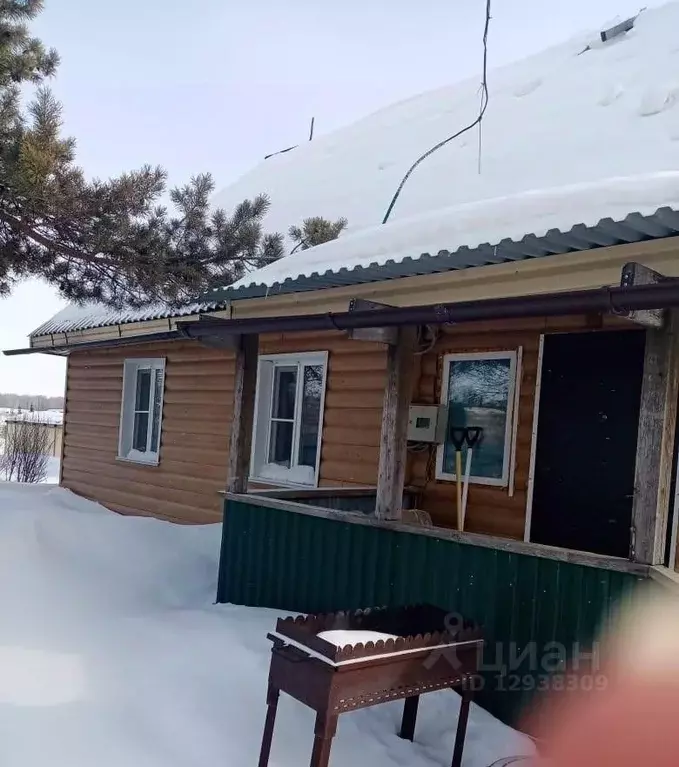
[210,2,679,292]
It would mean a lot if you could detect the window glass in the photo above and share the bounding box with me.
[442,357,513,480]
[272,367,297,419]
[269,421,294,466]
[135,368,152,412]
[132,412,150,451]
[297,365,323,468]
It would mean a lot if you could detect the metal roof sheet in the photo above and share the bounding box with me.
[30,206,679,338]
[30,299,226,337]
[203,206,679,303]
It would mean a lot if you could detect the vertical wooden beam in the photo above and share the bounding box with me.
[631,313,679,564]
[375,326,417,520]
[226,333,259,494]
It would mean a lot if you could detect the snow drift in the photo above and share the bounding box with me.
[0,484,535,766]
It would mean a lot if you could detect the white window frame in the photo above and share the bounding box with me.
[250,351,328,487]
[435,350,518,487]
[117,357,166,466]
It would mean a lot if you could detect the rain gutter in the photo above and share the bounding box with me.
[179,280,679,338]
[3,329,186,356]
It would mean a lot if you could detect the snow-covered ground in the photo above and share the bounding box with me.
[0,456,60,484]
[44,456,60,483]
[0,484,536,766]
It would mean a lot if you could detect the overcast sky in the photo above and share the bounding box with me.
[0,0,654,396]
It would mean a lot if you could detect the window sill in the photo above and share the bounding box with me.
[249,475,318,490]
[116,455,160,468]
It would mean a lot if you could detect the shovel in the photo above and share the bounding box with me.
[448,427,468,531]
[460,427,483,531]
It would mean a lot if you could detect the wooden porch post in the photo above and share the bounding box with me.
[226,333,259,494]
[631,313,679,564]
[375,326,417,521]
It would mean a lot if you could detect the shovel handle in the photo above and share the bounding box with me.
[455,450,463,531]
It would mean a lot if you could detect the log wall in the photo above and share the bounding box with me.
[411,315,635,538]
[62,340,235,523]
[61,317,633,534]
[62,333,386,523]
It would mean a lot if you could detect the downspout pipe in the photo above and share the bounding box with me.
[180,280,679,338]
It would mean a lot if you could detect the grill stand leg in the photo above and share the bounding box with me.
[399,695,420,741]
[257,685,280,767]
[309,712,338,767]
[451,688,472,767]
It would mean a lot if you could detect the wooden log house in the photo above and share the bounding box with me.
[10,5,679,724]
[9,213,679,726]
[9,232,679,564]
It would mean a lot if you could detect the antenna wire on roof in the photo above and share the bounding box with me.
[381,0,492,224]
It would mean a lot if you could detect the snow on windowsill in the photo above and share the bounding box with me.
[254,463,317,487]
[116,450,160,467]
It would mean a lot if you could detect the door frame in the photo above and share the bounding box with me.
[523,334,545,542]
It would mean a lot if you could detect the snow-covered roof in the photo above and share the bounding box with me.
[31,3,679,338]
[210,3,679,292]
[31,299,225,337]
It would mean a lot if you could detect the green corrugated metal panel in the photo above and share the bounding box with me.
[280,489,417,514]
[292,494,377,513]
[217,499,647,727]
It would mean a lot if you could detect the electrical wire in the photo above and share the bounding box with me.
[381,0,492,225]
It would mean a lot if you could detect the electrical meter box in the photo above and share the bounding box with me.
[407,404,448,443]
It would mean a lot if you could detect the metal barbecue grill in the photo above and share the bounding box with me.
[256,604,483,767]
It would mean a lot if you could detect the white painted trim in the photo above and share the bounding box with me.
[524,334,545,542]
[508,346,523,498]
[435,350,518,487]
[115,455,160,468]
[250,350,329,488]
[117,357,166,465]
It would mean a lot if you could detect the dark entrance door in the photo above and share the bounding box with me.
[530,330,645,557]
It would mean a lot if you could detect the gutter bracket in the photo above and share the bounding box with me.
[618,262,667,329]
[347,298,399,345]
